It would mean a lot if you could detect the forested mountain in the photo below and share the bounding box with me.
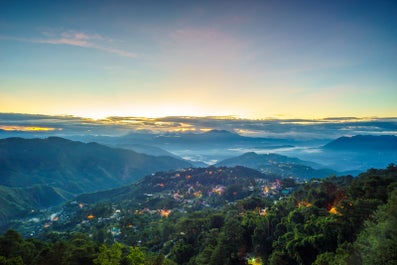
[0,137,191,223]
[216,152,337,179]
[0,137,191,193]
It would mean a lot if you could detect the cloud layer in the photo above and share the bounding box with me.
[1,113,396,140]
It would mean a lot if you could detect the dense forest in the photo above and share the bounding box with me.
[1,164,396,265]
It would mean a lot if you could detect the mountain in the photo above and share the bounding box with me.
[153,129,290,146]
[216,152,337,179]
[323,135,397,151]
[0,137,191,194]
[318,135,397,172]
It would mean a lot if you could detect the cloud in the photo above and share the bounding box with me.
[1,113,396,141]
[0,30,137,58]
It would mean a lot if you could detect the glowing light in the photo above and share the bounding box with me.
[248,257,263,265]
[328,207,340,215]
[212,185,226,195]
[194,191,203,198]
[298,201,312,208]
[0,125,59,131]
[87,214,95,219]
[264,186,270,194]
[158,209,172,218]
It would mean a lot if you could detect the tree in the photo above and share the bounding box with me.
[171,242,194,265]
[94,242,122,265]
[354,189,397,264]
[125,247,145,265]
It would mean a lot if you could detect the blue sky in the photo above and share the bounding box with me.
[1,0,396,119]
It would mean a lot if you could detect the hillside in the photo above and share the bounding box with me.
[216,152,337,179]
[0,137,191,194]
[76,165,274,206]
[0,184,69,225]
[5,165,281,236]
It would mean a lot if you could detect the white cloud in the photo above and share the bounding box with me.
[0,30,137,58]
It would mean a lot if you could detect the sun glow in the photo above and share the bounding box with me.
[0,125,59,132]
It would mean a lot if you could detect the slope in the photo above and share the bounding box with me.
[0,137,191,194]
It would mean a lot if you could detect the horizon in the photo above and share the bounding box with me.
[4,111,397,121]
[1,112,396,140]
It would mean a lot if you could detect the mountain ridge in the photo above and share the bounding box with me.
[0,137,191,192]
[323,135,397,151]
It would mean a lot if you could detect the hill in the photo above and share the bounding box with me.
[76,165,274,206]
[0,137,191,194]
[323,135,397,151]
[5,165,281,235]
[216,152,337,179]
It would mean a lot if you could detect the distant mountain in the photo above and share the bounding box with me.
[216,152,337,179]
[153,129,290,146]
[323,135,397,151]
[0,137,191,195]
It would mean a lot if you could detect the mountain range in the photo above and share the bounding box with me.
[0,137,192,223]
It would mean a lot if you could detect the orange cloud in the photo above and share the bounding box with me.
[0,125,59,132]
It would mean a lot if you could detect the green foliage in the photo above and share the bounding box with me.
[94,242,122,265]
[354,189,397,265]
[125,246,145,265]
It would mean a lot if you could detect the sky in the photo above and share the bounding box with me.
[1,0,397,120]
